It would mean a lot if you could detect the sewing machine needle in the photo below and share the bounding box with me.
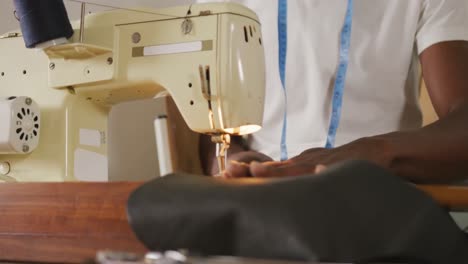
[216,142,227,176]
[212,134,230,177]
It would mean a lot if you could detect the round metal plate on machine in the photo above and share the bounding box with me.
[0,162,10,175]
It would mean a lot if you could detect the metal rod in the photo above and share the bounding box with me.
[68,0,181,19]
[79,2,86,42]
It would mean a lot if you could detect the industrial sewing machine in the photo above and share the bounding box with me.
[0,2,265,182]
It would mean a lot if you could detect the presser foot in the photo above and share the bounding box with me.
[211,134,231,176]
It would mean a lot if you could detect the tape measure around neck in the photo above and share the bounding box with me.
[325,0,354,149]
[278,0,288,161]
[278,0,354,160]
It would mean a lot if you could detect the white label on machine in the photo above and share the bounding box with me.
[144,41,203,56]
[79,128,101,147]
[74,148,108,182]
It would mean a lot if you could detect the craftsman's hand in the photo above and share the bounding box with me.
[247,137,391,178]
[224,151,274,178]
[199,135,274,176]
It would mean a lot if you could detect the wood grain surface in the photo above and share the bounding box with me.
[0,181,466,263]
[0,182,146,263]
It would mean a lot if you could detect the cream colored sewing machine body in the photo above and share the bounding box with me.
[0,3,265,182]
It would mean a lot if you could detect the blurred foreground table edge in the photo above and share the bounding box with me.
[0,182,465,263]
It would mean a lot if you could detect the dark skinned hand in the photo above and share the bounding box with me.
[225,137,391,178]
[223,150,273,177]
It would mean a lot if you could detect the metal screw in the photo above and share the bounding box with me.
[132,32,141,44]
[25,97,32,105]
[0,162,11,175]
[49,63,55,70]
[181,19,193,35]
[107,57,113,65]
[22,145,30,153]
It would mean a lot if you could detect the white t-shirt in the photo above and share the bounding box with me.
[198,0,468,160]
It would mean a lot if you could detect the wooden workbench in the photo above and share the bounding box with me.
[0,182,465,263]
[417,184,468,210]
[0,182,145,263]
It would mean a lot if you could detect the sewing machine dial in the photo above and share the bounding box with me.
[0,97,40,154]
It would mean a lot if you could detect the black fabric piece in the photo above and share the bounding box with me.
[14,0,74,48]
[127,161,468,264]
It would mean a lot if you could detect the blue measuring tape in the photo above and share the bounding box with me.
[277,0,354,159]
[325,0,354,149]
[278,0,288,161]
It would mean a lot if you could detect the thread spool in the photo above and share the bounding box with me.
[13,0,74,48]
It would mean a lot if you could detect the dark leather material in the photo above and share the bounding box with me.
[127,161,468,263]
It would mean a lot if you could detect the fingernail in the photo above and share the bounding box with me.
[251,161,261,166]
[230,160,249,167]
[315,164,327,174]
[250,164,272,178]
